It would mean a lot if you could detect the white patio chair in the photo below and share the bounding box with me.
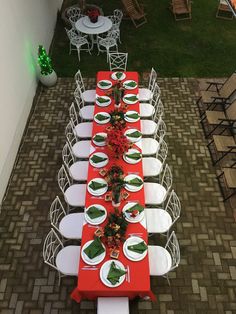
[140,84,162,118]
[58,165,86,207]
[111,10,123,43]
[65,121,94,159]
[68,7,81,29]
[141,113,164,137]
[74,69,96,103]
[68,108,93,139]
[139,68,158,102]
[144,164,172,205]
[49,196,84,239]
[143,139,168,178]
[74,89,94,121]
[108,52,128,71]
[97,297,129,314]
[62,142,88,181]
[148,231,180,284]
[97,30,119,61]
[43,229,81,285]
[145,190,181,236]
[65,28,91,61]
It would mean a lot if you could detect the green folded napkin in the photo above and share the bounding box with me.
[97,97,109,103]
[99,81,111,87]
[126,203,144,213]
[89,180,107,191]
[86,206,105,219]
[125,152,141,160]
[93,134,105,142]
[84,237,105,259]
[126,177,143,187]
[128,241,147,254]
[115,72,123,79]
[124,95,138,102]
[95,113,109,121]
[107,261,127,285]
[126,112,139,120]
[90,154,107,164]
[125,81,137,88]
[127,131,141,138]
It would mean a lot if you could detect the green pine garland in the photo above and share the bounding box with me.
[38,45,53,75]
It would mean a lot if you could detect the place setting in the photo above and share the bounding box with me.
[123,94,139,104]
[123,236,148,261]
[96,95,112,107]
[85,204,107,225]
[124,110,140,123]
[92,132,107,146]
[124,174,144,192]
[97,80,113,90]
[94,112,111,124]
[123,80,137,90]
[111,71,126,81]
[89,152,109,168]
[87,178,108,196]
[123,148,142,164]
[81,237,106,266]
[124,128,142,143]
[100,260,127,287]
[122,202,145,223]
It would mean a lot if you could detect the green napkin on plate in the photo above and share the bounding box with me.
[93,134,105,142]
[84,237,105,259]
[124,95,138,102]
[90,154,107,164]
[115,72,123,79]
[126,177,143,187]
[97,97,109,103]
[107,261,127,285]
[127,131,141,138]
[126,112,139,120]
[125,81,137,88]
[125,152,141,160]
[95,114,109,121]
[87,206,105,219]
[126,203,144,213]
[99,81,111,87]
[89,180,107,191]
[128,241,147,254]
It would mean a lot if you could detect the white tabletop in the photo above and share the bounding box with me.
[75,16,112,35]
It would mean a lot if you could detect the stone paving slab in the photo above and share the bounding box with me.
[0,77,235,314]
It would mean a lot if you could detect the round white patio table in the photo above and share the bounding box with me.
[75,16,112,50]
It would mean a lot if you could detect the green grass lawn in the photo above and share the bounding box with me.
[51,0,236,77]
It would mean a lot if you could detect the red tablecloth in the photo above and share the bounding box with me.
[71,71,156,302]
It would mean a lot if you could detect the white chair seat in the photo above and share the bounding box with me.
[143,157,163,177]
[56,245,81,275]
[140,103,155,118]
[97,297,129,314]
[69,161,89,181]
[139,88,153,102]
[144,182,167,205]
[82,90,96,103]
[138,138,160,156]
[148,245,172,276]
[72,140,95,158]
[59,213,84,239]
[79,105,95,120]
[141,120,157,136]
[145,208,172,233]
[64,184,86,207]
[75,122,92,138]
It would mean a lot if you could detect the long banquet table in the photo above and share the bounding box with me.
[71,71,156,302]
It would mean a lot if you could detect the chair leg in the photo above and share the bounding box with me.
[77,47,81,62]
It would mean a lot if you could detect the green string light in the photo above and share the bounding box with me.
[38,45,53,75]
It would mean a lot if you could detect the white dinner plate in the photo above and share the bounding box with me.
[97,80,112,90]
[124,174,143,192]
[124,110,140,123]
[96,95,112,107]
[87,178,108,196]
[122,202,145,223]
[92,132,107,146]
[85,204,107,225]
[111,72,126,81]
[123,148,142,164]
[94,112,111,124]
[124,128,142,143]
[89,152,109,168]
[123,236,147,261]
[123,80,137,90]
[123,94,139,104]
[100,260,126,288]
[81,240,106,265]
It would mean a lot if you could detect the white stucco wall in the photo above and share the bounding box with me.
[0,0,63,204]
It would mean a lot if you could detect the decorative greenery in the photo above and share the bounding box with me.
[105,165,125,204]
[106,81,125,106]
[38,45,53,76]
[109,108,126,130]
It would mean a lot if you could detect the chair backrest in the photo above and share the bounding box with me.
[121,0,147,28]
[220,72,236,99]
[113,9,123,23]
[108,52,128,71]
[62,142,76,175]
[49,196,67,232]
[74,86,85,111]
[160,164,172,193]
[156,139,168,166]
[150,83,161,108]
[66,6,81,18]
[226,99,236,120]
[43,228,63,271]
[58,165,72,195]
[65,120,78,152]
[69,102,79,129]
[74,69,85,93]
[69,14,80,29]
[154,117,166,142]
[164,190,181,226]
[153,98,164,121]
[148,68,158,91]
[165,231,180,271]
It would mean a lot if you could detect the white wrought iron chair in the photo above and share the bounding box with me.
[74,89,94,121]
[65,121,94,159]
[65,28,91,61]
[74,69,96,103]
[43,228,81,285]
[145,190,181,236]
[108,52,128,71]
[139,68,158,102]
[141,112,164,137]
[58,165,86,207]
[97,297,129,314]
[97,30,119,61]
[148,231,180,284]
[62,142,88,181]
[140,83,162,118]
[144,164,172,205]
[49,196,85,239]
[68,7,81,29]
[68,108,93,139]
[143,139,168,178]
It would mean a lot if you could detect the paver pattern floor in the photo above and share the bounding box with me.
[0,77,235,314]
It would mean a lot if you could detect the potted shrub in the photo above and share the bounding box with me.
[38,45,57,87]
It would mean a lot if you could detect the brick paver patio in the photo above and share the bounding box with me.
[0,77,235,314]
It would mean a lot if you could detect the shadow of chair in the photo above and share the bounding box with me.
[121,0,147,28]
[170,0,192,21]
